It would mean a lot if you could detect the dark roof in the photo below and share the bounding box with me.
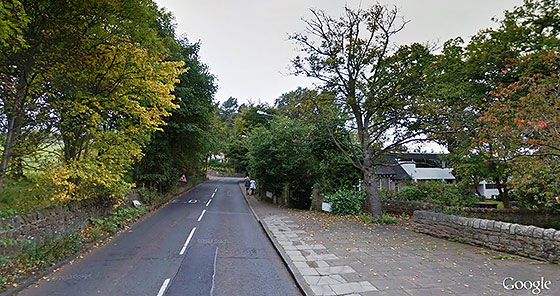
[394,153,448,168]
[394,152,445,159]
[374,155,410,180]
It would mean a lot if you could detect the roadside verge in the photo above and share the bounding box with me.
[1,179,206,296]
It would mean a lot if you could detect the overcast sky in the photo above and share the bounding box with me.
[155,0,523,106]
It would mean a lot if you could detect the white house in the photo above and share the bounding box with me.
[475,180,500,199]
[375,153,497,199]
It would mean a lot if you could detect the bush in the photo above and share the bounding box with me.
[379,189,396,200]
[324,188,365,215]
[395,186,423,202]
[392,181,482,207]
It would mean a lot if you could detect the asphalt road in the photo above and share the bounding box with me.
[18,178,301,296]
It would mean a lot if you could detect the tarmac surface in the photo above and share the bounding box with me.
[18,178,300,296]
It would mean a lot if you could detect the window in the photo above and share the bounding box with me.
[485,184,498,189]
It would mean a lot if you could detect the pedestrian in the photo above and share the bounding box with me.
[249,179,256,195]
[244,176,251,194]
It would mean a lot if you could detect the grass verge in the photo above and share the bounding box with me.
[0,206,145,291]
[0,175,206,293]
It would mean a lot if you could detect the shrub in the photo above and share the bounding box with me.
[392,181,482,207]
[379,189,396,200]
[324,188,365,215]
[395,186,423,202]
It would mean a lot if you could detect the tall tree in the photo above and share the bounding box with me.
[481,51,560,208]
[0,0,184,199]
[135,38,217,192]
[429,0,560,207]
[291,4,434,217]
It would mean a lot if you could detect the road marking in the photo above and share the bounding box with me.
[214,188,217,193]
[179,227,196,255]
[210,247,218,296]
[197,209,206,222]
[206,199,212,207]
[211,192,215,198]
[156,278,170,296]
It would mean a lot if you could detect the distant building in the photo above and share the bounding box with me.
[374,153,455,192]
[374,153,498,199]
[475,180,500,199]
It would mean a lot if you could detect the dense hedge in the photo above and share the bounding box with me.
[381,181,482,208]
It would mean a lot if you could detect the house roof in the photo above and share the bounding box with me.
[394,153,448,168]
[374,155,410,180]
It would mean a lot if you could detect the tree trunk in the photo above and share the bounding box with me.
[494,176,511,209]
[363,150,382,218]
[0,60,33,192]
[0,106,24,192]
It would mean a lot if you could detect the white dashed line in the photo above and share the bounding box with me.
[206,199,212,207]
[179,227,196,255]
[211,192,215,198]
[197,209,206,222]
[156,278,170,296]
[214,188,217,193]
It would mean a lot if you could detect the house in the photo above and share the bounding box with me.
[375,153,455,191]
[475,181,500,199]
[374,153,498,199]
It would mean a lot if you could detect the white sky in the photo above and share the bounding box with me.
[155,0,523,105]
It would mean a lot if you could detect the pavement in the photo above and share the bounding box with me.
[242,187,560,296]
[17,178,300,296]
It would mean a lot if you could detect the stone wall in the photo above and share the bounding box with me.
[461,208,560,230]
[0,198,113,257]
[382,199,560,229]
[382,199,444,215]
[414,210,560,263]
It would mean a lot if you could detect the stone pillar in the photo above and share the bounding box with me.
[311,184,322,211]
[281,183,291,207]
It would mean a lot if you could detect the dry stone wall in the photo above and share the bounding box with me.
[414,210,560,263]
[0,198,113,257]
[382,200,444,215]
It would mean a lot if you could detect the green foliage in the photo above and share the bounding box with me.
[391,181,482,208]
[324,188,365,215]
[0,204,147,290]
[0,0,189,203]
[428,0,560,209]
[134,38,217,192]
[0,238,19,248]
[247,116,317,208]
[291,5,438,217]
[0,0,27,47]
[379,189,396,200]
[0,177,56,216]
[90,206,146,235]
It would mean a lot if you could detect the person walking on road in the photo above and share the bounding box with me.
[244,176,251,194]
[249,179,256,195]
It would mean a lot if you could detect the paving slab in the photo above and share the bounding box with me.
[241,184,560,295]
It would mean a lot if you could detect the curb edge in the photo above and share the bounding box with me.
[237,182,315,296]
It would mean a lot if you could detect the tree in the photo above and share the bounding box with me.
[275,88,361,190]
[481,51,559,208]
[0,0,184,199]
[246,116,318,208]
[0,0,27,47]
[218,97,239,127]
[135,38,217,192]
[291,4,434,217]
[429,0,560,207]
